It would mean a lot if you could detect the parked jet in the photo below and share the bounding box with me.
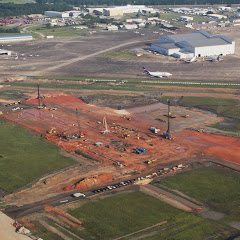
[205,55,223,62]
[185,56,197,63]
[143,67,172,78]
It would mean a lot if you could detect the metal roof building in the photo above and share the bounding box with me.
[152,31,235,58]
[0,34,33,43]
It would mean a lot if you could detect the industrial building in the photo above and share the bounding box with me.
[105,25,119,31]
[0,49,11,55]
[103,8,123,16]
[44,11,69,18]
[0,34,33,43]
[151,31,235,58]
[88,5,157,17]
[179,16,193,22]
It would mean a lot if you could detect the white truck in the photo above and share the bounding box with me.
[72,193,86,198]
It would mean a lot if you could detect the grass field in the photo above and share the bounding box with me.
[0,118,76,192]
[67,191,232,240]
[153,167,240,222]
[27,25,90,38]
[0,89,30,100]
[98,50,149,59]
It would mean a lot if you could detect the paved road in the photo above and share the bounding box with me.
[22,25,45,38]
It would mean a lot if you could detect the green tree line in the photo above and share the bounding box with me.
[0,27,20,33]
[0,3,71,18]
[0,0,240,17]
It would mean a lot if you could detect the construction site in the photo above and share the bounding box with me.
[0,25,240,239]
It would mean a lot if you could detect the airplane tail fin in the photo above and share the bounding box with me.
[143,67,150,75]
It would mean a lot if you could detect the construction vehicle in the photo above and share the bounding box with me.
[183,114,190,118]
[122,132,130,138]
[72,192,86,198]
[150,127,160,134]
[101,116,109,134]
[47,127,56,134]
[146,159,157,164]
[135,147,146,154]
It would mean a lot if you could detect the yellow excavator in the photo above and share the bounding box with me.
[47,127,56,134]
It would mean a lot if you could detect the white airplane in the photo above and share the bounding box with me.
[205,55,222,62]
[143,67,172,78]
[185,56,197,63]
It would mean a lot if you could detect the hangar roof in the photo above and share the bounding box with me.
[154,43,180,49]
[164,31,232,48]
[178,38,229,47]
[0,34,31,39]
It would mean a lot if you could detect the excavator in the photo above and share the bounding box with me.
[47,127,56,134]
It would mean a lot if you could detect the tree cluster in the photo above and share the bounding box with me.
[0,27,20,33]
[0,3,71,18]
[38,0,240,6]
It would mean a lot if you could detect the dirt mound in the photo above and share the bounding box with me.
[63,173,113,191]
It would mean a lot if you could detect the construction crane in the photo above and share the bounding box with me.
[101,117,109,134]
[75,108,84,138]
[163,100,171,140]
[37,84,46,109]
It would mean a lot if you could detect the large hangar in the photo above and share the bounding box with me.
[152,31,235,58]
[0,34,33,43]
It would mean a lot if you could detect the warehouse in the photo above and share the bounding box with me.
[44,11,69,18]
[0,34,33,43]
[179,16,193,21]
[151,31,235,58]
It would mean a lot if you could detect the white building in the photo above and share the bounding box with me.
[179,16,193,22]
[207,14,227,19]
[152,31,235,58]
[105,25,119,31]
[0,34,33,43]
[216,6,231,11]
[124,24,138,30]
[90,5,155,16]
[44,11,69,18]
[0,49,11,55]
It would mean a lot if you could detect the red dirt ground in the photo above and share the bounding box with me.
[2,93,195,172]
[1,93,240,193]
[178,131,240,165]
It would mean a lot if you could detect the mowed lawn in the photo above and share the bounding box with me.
[155,167,240,222]
[67,191,231,240]
[0,118,76,192]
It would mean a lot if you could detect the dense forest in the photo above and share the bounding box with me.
[0,0,240,18]
[35,0,240,5]
[0,3,71,17]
